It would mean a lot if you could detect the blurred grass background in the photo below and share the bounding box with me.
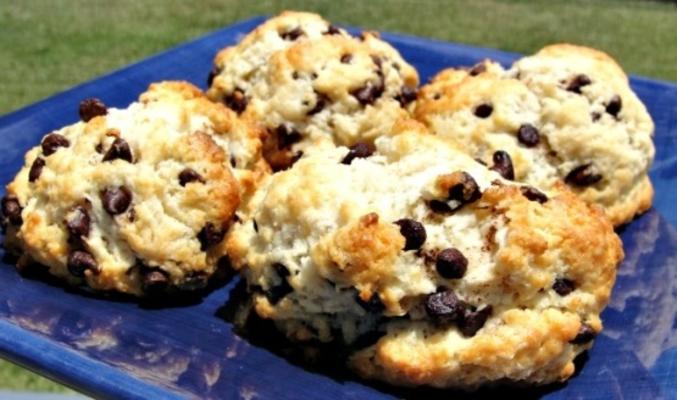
[0,0,675,393]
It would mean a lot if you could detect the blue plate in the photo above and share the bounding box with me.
[0,16,675,400]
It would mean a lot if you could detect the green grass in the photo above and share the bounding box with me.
[0,0,675,393]
[0,359,77,393]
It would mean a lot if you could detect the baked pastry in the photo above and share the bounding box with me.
[226,121,623,388]
[1,81,263,296]
[207,11,418,171]
[414,44,655,226]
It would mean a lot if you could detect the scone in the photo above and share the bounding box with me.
[1,81,264,296]
[414,44,655,226]
[207,11,418,171]
[226,121,623,388]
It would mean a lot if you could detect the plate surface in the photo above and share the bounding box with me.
[0,16,675,400]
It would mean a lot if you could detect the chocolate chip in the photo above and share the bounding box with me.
[67,250,99,277]
[436,248,468,279]
[266,263,293,304]
[490,150,515,180]
[591,112,602,122]
[1,196,23,226]
[340,54,353,64]
[459,305,492,337]
[324,25,341,35]
[474,103,493,118]
[427,200,453,214]
[66,205,90,238]
[101,186,132,215]
[553,278,575,296]
[355,292,385,313]
[605,95,622,117]
[224,89,248,114]
[280,27,303,40]
[102,137,133,163]
[41,133,70,156]
[341,142,374,165]
[307,92,329,116]
[517,124,540,147]
[424,290,466,322]
[350,77,385,106]
[394,219,426,251]
[275,125,302,149]
[207,64,220,87]
[566,74,592,94]
[565,163,602,186]
[28,157,45,182]
[520,186,548,203]
[570,323,597,344]
[395,86,417,107]
[178,168,204,186]
[253,219,258,233]
[447,171,482,205]
[178,271,209,291]
[197,222,224,250]
[79,98,108,122]
[142,268,169,295]
[370,55,383,69]
[468,62,487,76]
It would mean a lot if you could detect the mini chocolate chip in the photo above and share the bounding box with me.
[605,95,622,117]
[101,186,132,215]
[394,219,426,251]
[253,219,258,233]
[474,103,493,118]
[427,199,453,214]
[570,323,597,344]
[230,155,237,168]
[178,168,204,186]
[41,133,70,156]
[517,124,540,147]
[28,158,45,182]
[142,268,169,295]
[566,74,592,94]
[224,89,248,114]
[351,77,385,106]
[324,25,341,35]
[341,142,374,165]
[307,92,329,116]
[490,150,515,180]
[66,205,90,238]
[520,186,548,203]
[1,196,23,226]
[207,64,220,87]
[370,55,383,69]
[178,271,209,291]
[280,27,304,40]
[565,163,602,186]
[395,86,417,106]
[436,248,468,279]
[355,292,385,313]
[591,112,602,122]
[67,250,99,277]
[79,98,108,122]
[448,171,482,205]
[425,290,466,322]
[95,143,103,153]
[553,278,576,296]
[266,263,293,304]
[102,137,133,163]
[275,125,302,149]
[197,222,224,250]
[340,54,353,64]
[459,305,492,337]
[468,62,487,76]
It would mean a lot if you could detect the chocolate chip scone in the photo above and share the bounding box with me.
[226,121,623,388]
[414,44,655,226]
[1,81,264,296]
[207,12,418,171]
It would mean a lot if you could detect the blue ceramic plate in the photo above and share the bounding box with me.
[0,16,675,400]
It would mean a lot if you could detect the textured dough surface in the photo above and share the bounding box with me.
[207,11,418,171]
[414,44,655,226]
[227,121,623,388]
[2,81,264,296]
